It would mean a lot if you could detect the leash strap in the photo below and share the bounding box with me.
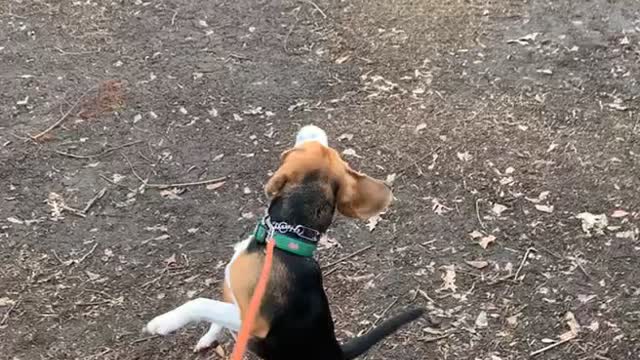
[230,228,276,360]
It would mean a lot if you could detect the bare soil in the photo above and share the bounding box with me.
[1,1,639,359]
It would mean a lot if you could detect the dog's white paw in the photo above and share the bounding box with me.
[193,324,222,352]
[144,311,189,335]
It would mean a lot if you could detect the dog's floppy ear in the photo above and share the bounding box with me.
[264,149,295,198]
[337,165,392,220]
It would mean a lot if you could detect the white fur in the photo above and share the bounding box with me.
[144,237,252,351]
[295,125,328,147]
[194,323,223,352]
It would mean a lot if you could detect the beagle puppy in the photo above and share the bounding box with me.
[144,125,425,359]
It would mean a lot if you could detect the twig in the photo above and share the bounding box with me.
[52,250,65,265]
[84,348,112,360]
[82,188,107,214]
[396,146,441,175]
[324,265,341,276]
[513,247,536,282]
[55,150,92,159]
[170,10,178,26]
[130,335,159,345]
[228,53,252,61]
[301,0,327,18]
[78,243,99,264]
[593,354,613,360]
[530,337,575,356]
[0,298,21,325]
[55,140,143,159]
[475,199,486,229]
[75,300,112,307]
[121,154,146,183]
[370,297,399,330]
[31,87,94,140]
[98,174,132,190]
[321,245,373,270]
[417,288,436,303]
[145,176,227,189]
[419,333,451,343]
[538,244,563,259]
[85,289,118,301]
[283,10,300,53]
[141,268,168,288]
[575,260,594,282]
[62,204,87,218]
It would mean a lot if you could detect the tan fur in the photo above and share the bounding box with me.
[228,252,271,338]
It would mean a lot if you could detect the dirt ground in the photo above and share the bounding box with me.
[1,0,639,359]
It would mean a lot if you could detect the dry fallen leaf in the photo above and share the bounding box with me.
[475,311,488,328]
[457,151,473,162]
[576,212,608,236]
[338,133,354,141]
[479,235,496,249]
[86,271,101,281]
[534,204,554,213]
[366,215,382,232]
[145,224,168,232]
[415,123,427,134]
[506,314,519,326]
[47,192,65,221]
[615,230,636,239]
[611,210,629,218]
[206,181,225,190]
[385,173,397,186]
[0,297,15,307]
[214,345,226,358]
[559,311,580,341]
[469,230,484,239]
[440,265,457,292]
[164,254,177,266]
[342,148,362,158]
[6,217,23,225]
[492,203,508,216]
[318,235,342,250]
[525,191,550,203]
[160,187,183,200]
[432,198,452,215]
[607,102,628,111]
[465,260,489,269]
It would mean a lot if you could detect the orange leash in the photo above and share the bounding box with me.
[230,238,276,360]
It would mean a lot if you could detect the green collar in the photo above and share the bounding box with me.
[253,219,319,257]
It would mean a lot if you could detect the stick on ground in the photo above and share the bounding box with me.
[145,176,227,189]
[55,140,143,159]
[530,337,574,356]
[31,87,95,140]
[0,298,22,326]
[321,245,373,270]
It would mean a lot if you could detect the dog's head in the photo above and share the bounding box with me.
[265,125,392,233]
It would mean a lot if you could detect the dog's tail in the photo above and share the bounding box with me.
[340,308,425,360]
